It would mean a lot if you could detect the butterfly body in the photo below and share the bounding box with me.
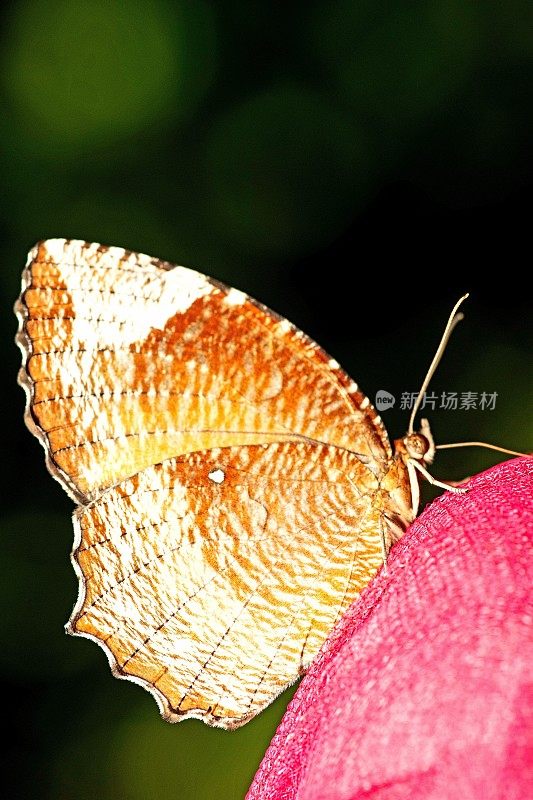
[16,239,425,728]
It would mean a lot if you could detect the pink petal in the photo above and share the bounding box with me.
[247,458,533,800]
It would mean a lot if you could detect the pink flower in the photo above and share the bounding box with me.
[248,458,533,800]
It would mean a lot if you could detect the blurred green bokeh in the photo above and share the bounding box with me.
[1,1,531,798]
[2,0,215,156]
[205,85,367,256]
[311,0,481,128]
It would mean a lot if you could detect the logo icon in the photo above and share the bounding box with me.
[375,390,395,411]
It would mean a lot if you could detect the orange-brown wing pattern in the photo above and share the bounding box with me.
[15,239,390,502]
[69,441,403,729]
[16,239,414,729]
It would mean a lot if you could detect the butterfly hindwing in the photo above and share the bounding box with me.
[69,441,390,728]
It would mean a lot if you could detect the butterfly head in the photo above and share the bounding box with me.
[395,418,435,466]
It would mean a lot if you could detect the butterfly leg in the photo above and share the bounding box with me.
[410,459,468,494]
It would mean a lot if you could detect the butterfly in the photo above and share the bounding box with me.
[15,238,451,729]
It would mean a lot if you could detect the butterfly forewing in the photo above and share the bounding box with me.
[16,239,390,502]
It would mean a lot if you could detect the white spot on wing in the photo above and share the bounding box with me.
[328,358,340,370]
[41,238,69,263]
[360,396,369,409]
[225,288,247,306]
[208,468,225,484]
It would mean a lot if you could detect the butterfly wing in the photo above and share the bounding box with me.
[69,441,400,729]
[16,239,391,502]
[16,239,412,727]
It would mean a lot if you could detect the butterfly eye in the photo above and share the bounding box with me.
[404,433,431,460]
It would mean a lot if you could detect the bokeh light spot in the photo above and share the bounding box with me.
[205,84,370,259]
[108,688,297,800]
[2,0,216,155]
[311,0,481,130]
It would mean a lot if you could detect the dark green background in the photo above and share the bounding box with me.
[1,1,531,798]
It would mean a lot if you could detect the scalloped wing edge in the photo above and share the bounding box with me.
[66,507,301,730]
[15,242,89,505]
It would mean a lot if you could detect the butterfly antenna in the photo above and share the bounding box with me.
[408,293,469,434]
[436,441,528,457]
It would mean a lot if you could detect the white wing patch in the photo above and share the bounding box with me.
[64,264,212,349]
[30,240,213,351]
